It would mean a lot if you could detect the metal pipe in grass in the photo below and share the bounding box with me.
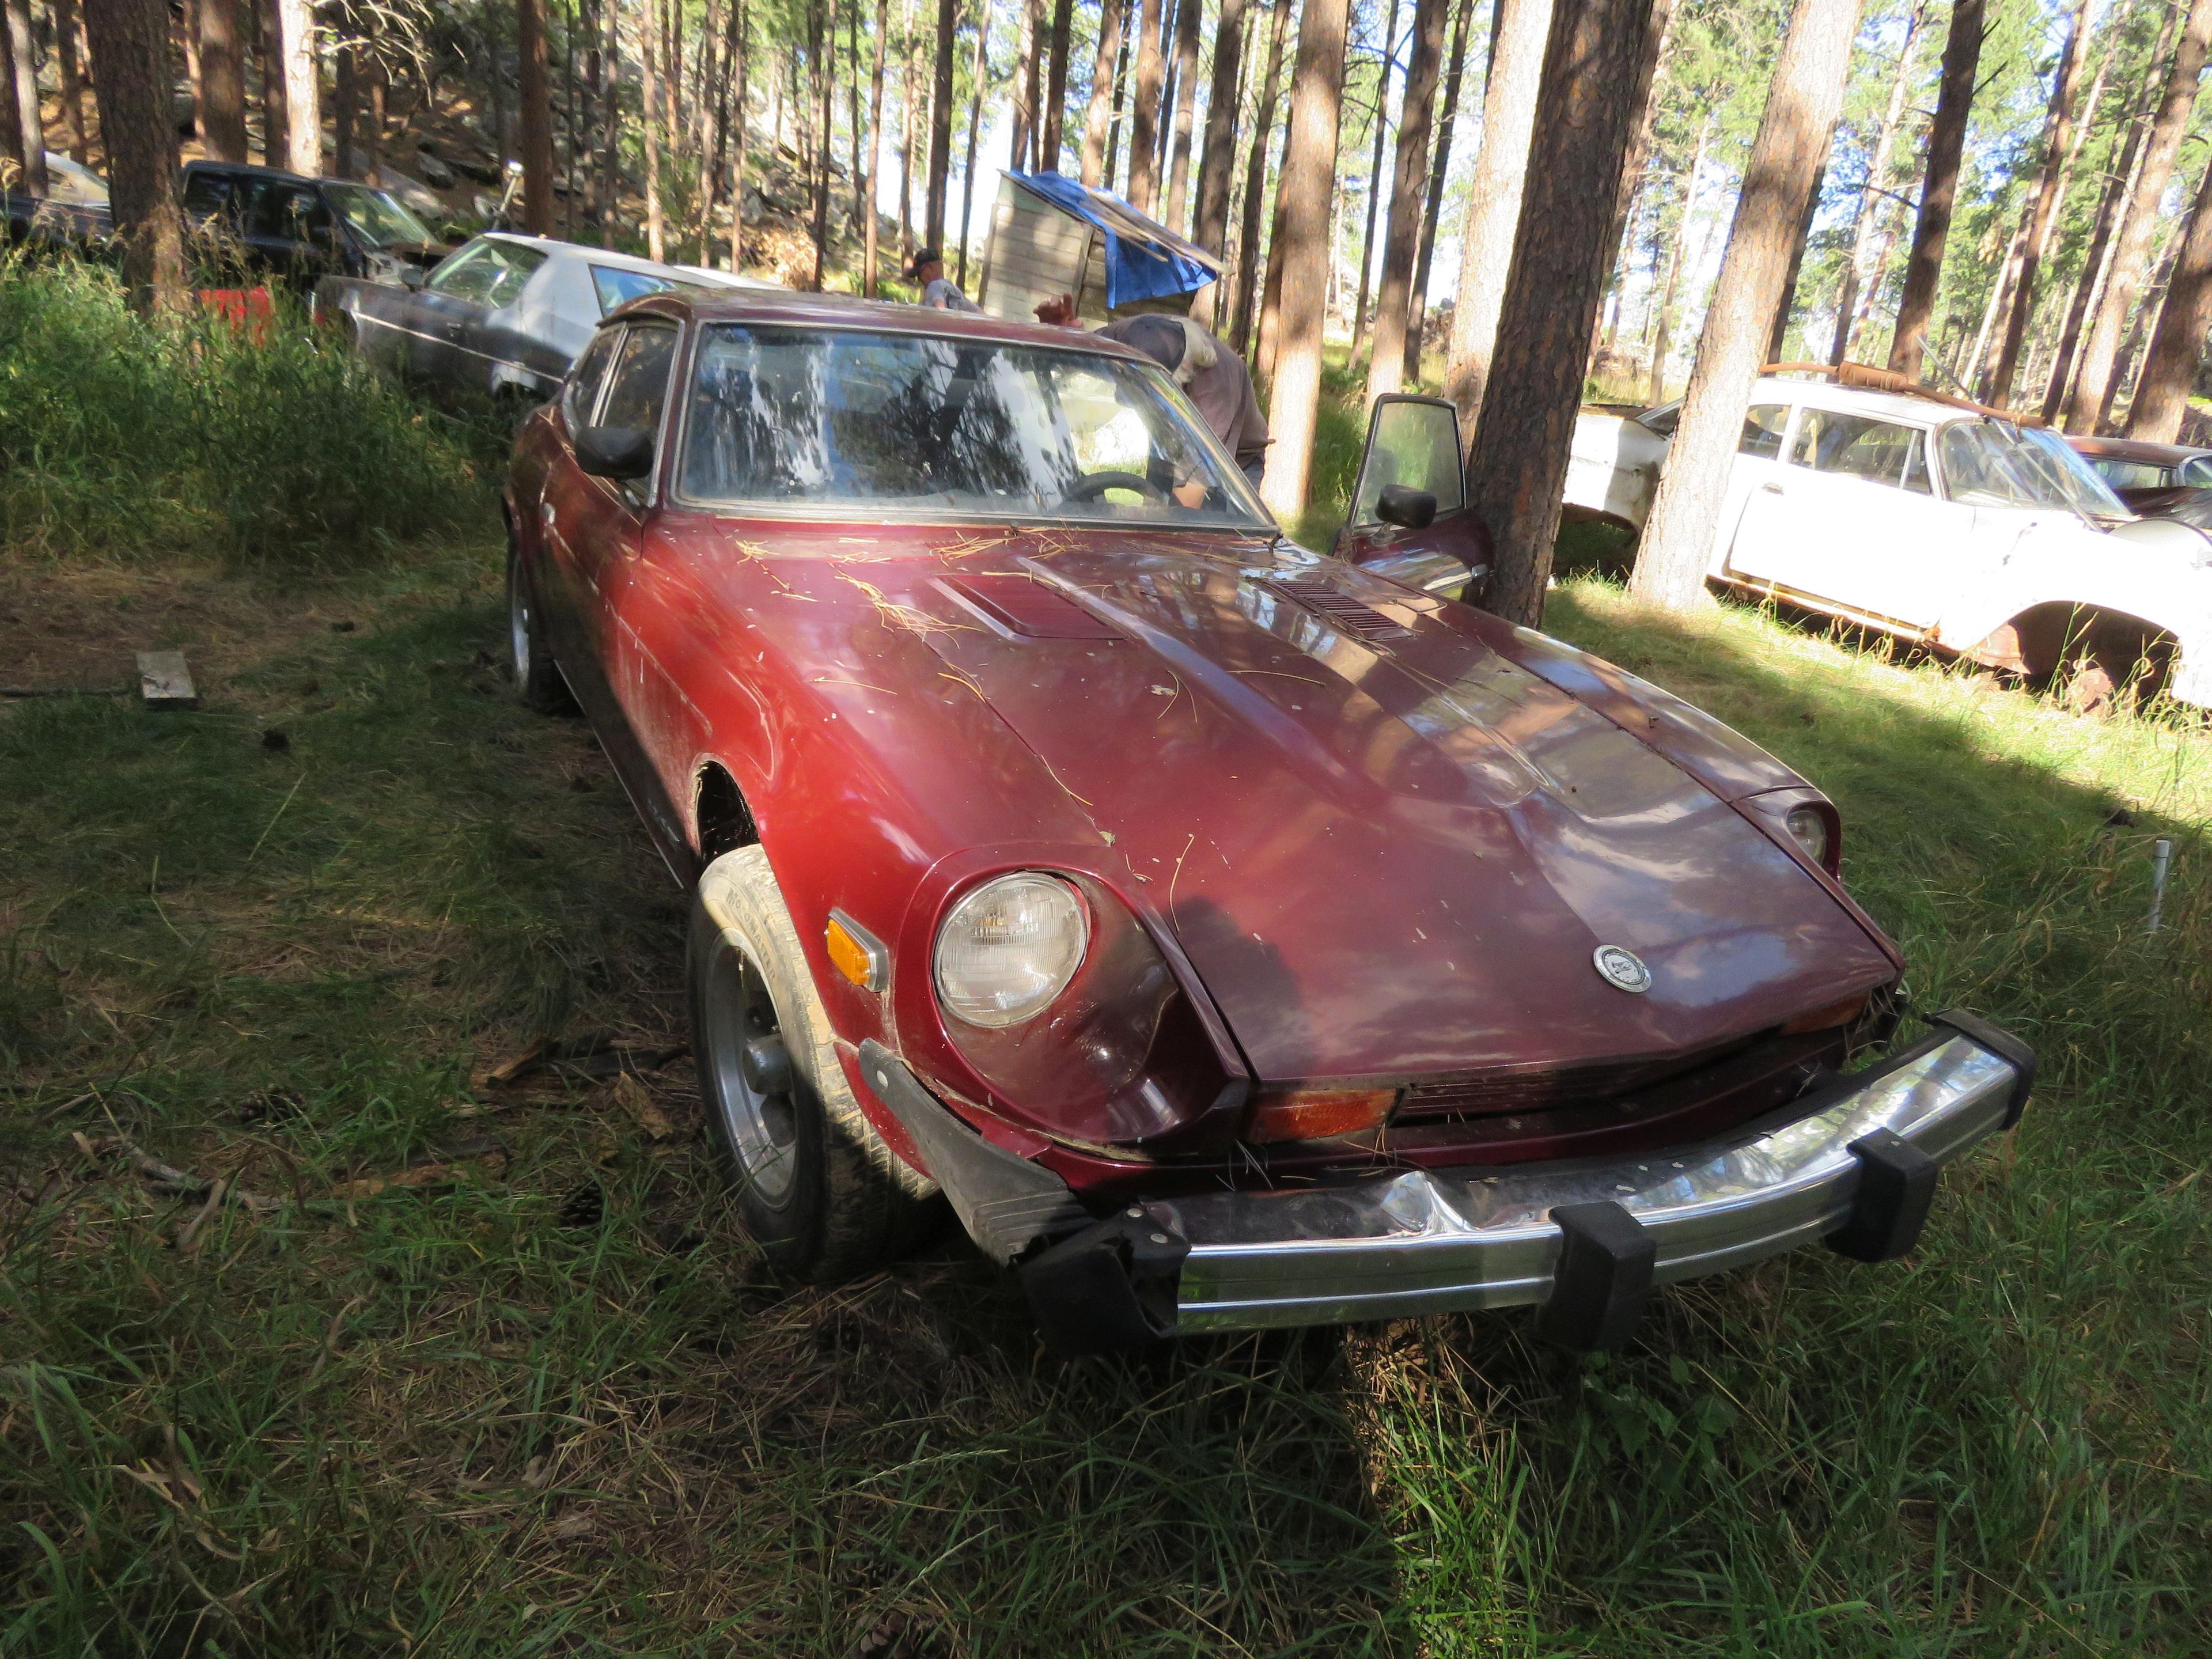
[2147,837,2174,934]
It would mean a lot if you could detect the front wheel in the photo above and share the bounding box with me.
[687,846,937,1279]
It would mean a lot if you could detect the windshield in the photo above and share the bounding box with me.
[1937,421,2132,517]
[679,325,1271,526]
[325,183,435,248]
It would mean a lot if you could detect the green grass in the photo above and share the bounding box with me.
[0,256,494,567]
[3,294,2209,1652]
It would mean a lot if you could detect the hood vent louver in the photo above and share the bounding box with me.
[1259,576,1415,644]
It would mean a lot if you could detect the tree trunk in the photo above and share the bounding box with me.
[1765,146,1828,362]
[261,0,287,166]
[898,0,916,255]
[925,0,955,242]
[2127,157,2212,438]
[181,0,203,134]
[334,24,357,176]
[1162,0,1200,229]
[0,5,27,186]
[1444,0,1551,431]
[955,0,987,285]
[1257,0,1351,519]
[81,0,185,313]
[1103,21,1131,188]
[52,0,91,162]
[849,0,866,232]
[1468,0,1663,622]
[1630,0,1865,613]
[1984,0,2089,407]
[1230,0,1289,354]
[1349,0,1401,356]
[644,0,666,259]
[1040,0,1069,170]
[276,0,318,175]
[518,0,555,230]
[1252,74,1297,376]
[811,0,834,290]
[2066,0,2212,430]
[730,0,750,266]
[1191,0,1249,256]
[1009,0,1037,168]
[1403,0,1472,384]
[863,0,886,290]
[4,0,47,194]
[1077,0,1123,188]
[1365,0,1444,396]
[195,0,248,161]
[1643,115,1708,403]
[1888,0,1982,378]
[1829,3,1925,365]
[1126,0,1164,214]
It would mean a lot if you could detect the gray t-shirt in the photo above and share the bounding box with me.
[921,276,980,313]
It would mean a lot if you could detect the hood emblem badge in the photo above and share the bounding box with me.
[1593,945,1652,994]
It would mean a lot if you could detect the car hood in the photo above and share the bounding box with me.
[857,532,1898,1083]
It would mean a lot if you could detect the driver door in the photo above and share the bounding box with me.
[1334,396,1493,605]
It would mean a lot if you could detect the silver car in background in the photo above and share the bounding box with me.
[316,233,782,407]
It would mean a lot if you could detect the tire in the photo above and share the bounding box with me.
[688,847,936,1279]
[506,532,574,714]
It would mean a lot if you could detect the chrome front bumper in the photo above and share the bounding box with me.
[1154,1027,2024,1338]
[1003,1013,2032,1351]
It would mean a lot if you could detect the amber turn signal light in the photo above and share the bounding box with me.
[1781,991,1869,1035]
[825,910,887,992]
[1247,1086,1399,1143]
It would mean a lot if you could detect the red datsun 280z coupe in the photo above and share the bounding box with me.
[503,290,2032,1353]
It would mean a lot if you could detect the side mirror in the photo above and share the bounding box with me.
[1377,483,1438,529]
[399,265,426,290]
[575,425,656,480]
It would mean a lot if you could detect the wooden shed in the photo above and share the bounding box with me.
[977,172,1225,325]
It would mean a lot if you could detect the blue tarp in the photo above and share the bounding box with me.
[1005,171,1220,309]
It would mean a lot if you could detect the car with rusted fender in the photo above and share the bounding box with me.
[502,291,2033,1353]
[1567,368,2212,710]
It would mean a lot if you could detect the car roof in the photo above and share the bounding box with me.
[1744,374,2003,426]
[607,286,1157,358]
[184,158,355,190]
[476,232,778,287]
[2069,434,2210,465]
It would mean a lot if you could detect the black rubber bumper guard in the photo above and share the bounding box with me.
[869,1012,2034,1358]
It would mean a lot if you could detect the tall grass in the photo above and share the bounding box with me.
[0,256,490,565]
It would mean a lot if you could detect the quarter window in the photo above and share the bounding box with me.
[2181,457,2212,487]
[563,327,626,431]
[591,265,679,314]
[1790,410,1930,494]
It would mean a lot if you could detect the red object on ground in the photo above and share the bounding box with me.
[196,287,276,344]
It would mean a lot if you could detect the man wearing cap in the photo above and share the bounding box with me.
[1034,296,1270,488]
[907,248,980,313]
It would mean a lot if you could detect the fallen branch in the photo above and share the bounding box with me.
[120,1143,283,1213]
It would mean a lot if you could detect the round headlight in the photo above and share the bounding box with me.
[1784,804,1831,867]
[933,873,1090,1028]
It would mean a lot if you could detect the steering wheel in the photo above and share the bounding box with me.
[1062,469,1168,505]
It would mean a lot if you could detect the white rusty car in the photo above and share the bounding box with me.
[1565,373,2212,709]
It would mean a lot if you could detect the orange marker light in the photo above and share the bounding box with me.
[1247,1087,1399,1144]
[825,911,886,991]
[1781,992,1870,1035]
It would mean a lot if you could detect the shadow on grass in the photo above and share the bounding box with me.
[2,556,2207,1654]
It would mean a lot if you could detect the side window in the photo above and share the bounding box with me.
[245,184,327,243]
[1349,397,1464,526]
[563,326,625,432]
[480,244,548,308]
[1738,404,1787,459]
[1636,403,1681,437]
[1790,410,1929,493]
[2182,457,2212,487]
